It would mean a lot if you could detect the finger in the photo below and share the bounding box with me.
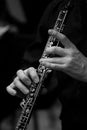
[41,62,66,70]
[6,82,17,96]
[13,77,29,94]
[48,29,75,48]
[40,57,66,64]
[45,46,67,56]
[17,69,31,86]
[24,67,39,84]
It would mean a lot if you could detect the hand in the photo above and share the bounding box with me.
[40,29,87,81]
[6,67,39,96]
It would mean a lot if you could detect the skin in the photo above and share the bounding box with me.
[0,25,9,36]
[6,29,87,96]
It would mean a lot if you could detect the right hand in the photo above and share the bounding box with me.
[6,67,39,96]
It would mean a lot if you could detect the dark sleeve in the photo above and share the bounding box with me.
[22,0,58,68]
[78,0,87,56]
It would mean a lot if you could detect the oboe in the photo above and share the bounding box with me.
[15,1,71,130]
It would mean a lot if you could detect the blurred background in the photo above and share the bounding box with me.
[0,0,52,130]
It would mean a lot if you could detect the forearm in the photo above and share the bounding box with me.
[65,56,87,82]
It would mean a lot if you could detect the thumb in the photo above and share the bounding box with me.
[48,29,76,49]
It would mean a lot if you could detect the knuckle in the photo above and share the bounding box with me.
[13,77,19,85]
[65,57,73,68]
[17,70,27,81]
[68,56,73,63]
[66,57,71,66]
[7,85,11,91]
[28,67,35,72]
[14,77,17,82]
[30,71,37,80]
[10,82,15,89]
[16,69,22,75]
[28,67,37,76]
[27,67,36,75]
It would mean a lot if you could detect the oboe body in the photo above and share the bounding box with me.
[15,1,71,130]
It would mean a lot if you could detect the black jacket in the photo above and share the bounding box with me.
[22,1,87,127]
[23,0,87,105]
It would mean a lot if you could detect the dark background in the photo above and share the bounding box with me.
[0,0,53,121]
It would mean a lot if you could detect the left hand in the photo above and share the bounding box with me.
[39,29,87,81]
